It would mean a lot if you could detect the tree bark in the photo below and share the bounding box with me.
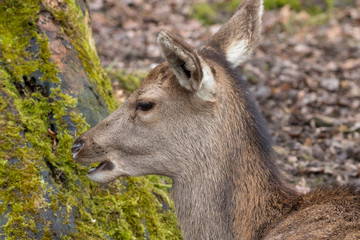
[0,0,180,239]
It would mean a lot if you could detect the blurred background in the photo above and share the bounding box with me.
[88,0,360,192]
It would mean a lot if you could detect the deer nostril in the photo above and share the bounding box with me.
[71,141,84,158]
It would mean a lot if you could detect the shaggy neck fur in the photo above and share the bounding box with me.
[171,61,299,240]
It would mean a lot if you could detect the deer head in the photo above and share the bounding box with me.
[72,0,265,184]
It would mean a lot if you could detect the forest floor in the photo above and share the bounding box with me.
[88,0,360,192]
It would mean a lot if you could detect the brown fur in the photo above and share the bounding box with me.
[72,0,360,239]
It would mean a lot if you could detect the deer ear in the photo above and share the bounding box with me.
[157,30,215,102]
[204,0,264,68]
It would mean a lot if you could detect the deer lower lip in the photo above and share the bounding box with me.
[88,161,112,175]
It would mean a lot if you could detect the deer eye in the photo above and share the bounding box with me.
[136,102,154,111]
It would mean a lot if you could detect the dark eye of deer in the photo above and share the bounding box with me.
[136,102,154,111]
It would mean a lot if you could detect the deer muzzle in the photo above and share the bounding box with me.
[71,140,84,159]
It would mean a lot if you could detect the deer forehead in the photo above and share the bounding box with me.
[129,65,170,100]
[136,63,199,101]
[133,83,165,102]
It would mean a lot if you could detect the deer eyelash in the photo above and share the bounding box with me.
[136,102,154,111]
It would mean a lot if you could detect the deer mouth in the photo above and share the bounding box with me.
[87,160,115,175]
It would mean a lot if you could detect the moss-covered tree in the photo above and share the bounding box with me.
[0,0,180,239]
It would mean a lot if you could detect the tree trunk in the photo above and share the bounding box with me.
[0,0,180,239]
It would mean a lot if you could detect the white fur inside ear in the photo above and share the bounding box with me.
[226,39,249,68]
[196,60,216,102]
[259,0,264,20]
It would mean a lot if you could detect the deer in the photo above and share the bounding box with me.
[71,0,360,239]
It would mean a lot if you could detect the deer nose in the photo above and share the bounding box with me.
[71,140,84,158]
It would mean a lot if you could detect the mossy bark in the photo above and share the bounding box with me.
[0,0,180,239]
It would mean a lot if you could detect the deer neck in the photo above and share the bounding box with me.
[171,88,298,240]
[171,150,297,240]
[171,167,233,240]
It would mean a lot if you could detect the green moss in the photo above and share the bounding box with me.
[108,70,146,94]
[0,1,180,239]
[280,9,332,35]
[0,69,43,239]
[44,0,116,112]
[263,0,302,11]
[191,3,218,25]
